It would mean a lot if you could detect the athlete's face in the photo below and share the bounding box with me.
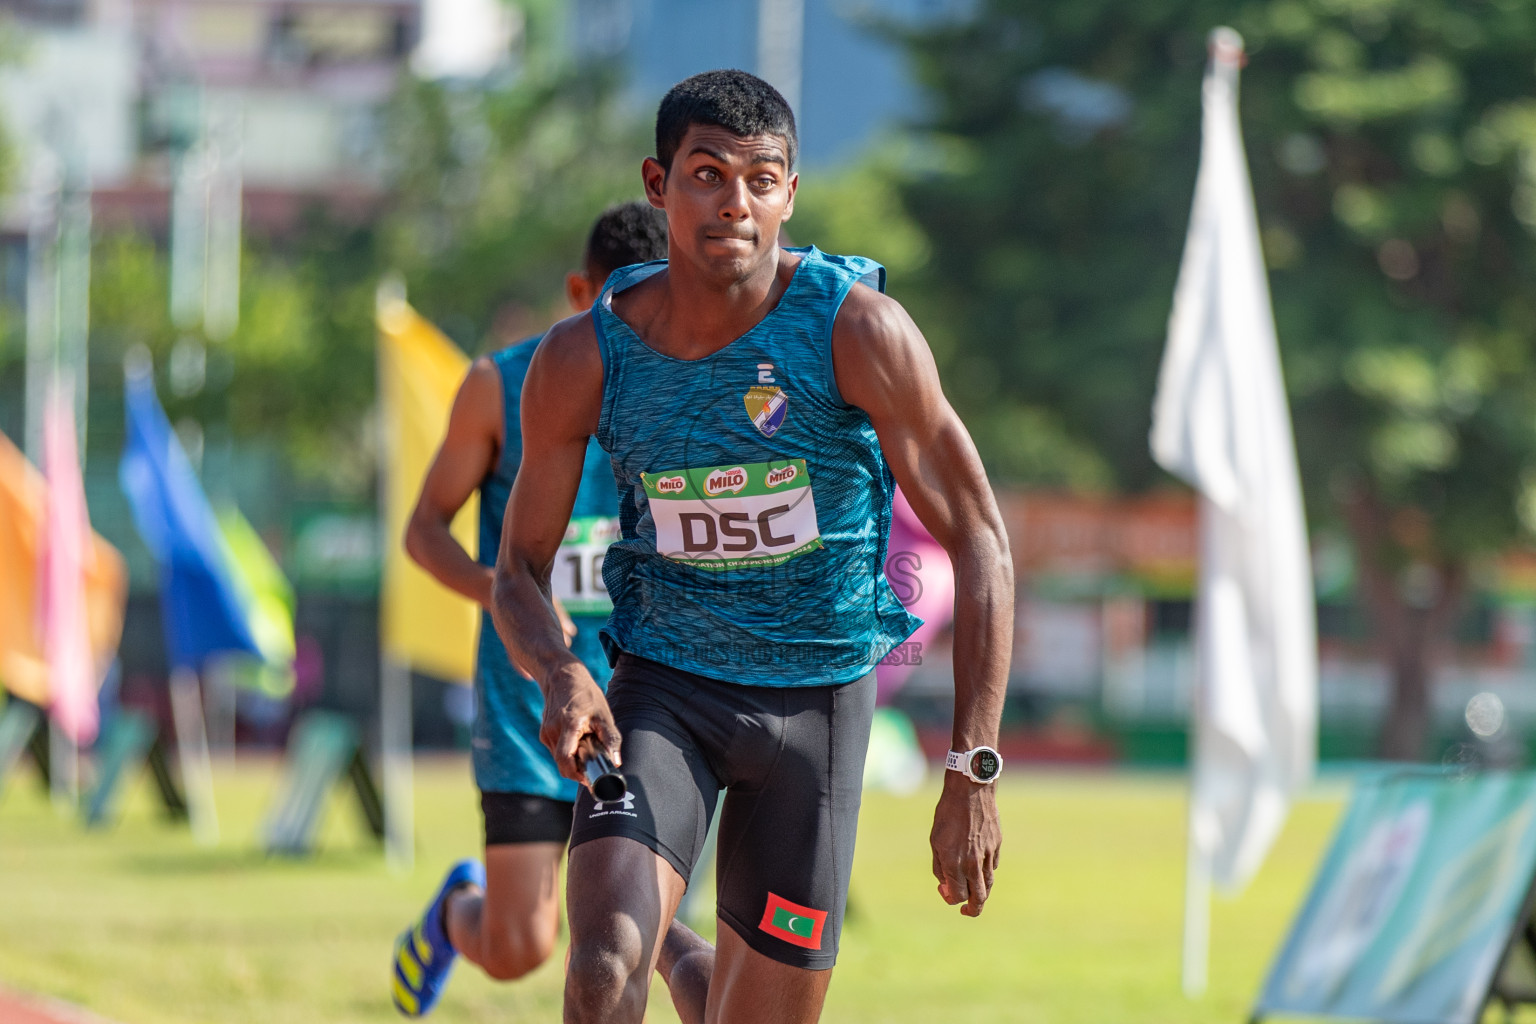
[643,124,797,283]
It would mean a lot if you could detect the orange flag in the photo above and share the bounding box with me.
[0,428,127,707]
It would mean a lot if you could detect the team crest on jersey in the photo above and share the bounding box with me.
[744,386,788,438]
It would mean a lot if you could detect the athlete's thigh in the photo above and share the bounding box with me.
[705,922,831,1024]
[482,841,563,938]
[714,673,876,973]
[569,655,722,887]
[478,792,573,950]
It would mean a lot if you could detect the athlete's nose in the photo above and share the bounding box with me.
[718,175,751,221]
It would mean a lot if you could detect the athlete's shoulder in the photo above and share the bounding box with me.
[464,353,502,390]
[797,245,881,278]
[608,263,669,326]
[830,283,934,412]
[833,281,919,351]
[525,311,603,411]
[435,354,507,459]
[458,355,505,418]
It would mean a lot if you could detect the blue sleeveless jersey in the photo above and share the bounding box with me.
[474,337,619,798]
[593,247,920,686]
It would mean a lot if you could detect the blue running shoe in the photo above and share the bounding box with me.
[392,858,485,1016]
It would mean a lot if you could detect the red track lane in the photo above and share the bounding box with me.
[0,989,120,1024]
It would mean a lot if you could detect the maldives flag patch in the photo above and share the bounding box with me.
[758,892,827,950]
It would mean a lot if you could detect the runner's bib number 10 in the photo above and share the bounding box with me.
[552,516,620,615]
[641,459,822,571]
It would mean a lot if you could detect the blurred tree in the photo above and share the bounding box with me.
[89,226,380,495]
[83,54,648,500]
[897,0,1536,759]
[382,63,649,352]
[789,147,1114,489]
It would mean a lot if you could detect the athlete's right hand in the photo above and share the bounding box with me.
[539,664,622,786]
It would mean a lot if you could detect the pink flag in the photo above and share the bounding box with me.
[878,487,956,703]
[39,377,98,745]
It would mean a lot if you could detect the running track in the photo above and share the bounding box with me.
[0,988,119,1024]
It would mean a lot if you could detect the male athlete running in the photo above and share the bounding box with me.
[494,72,1013,1024]
[391,203,713,1020]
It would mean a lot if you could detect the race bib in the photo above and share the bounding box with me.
[551,515,620,615]
[641,459,822,571]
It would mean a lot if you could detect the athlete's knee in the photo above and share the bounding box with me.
[664,948,715,1024]
[565,929,649,1022]
[671,947,715,991]
[480,915,559,981]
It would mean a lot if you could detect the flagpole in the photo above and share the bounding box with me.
[377,278,414,873]
[756,0,804,116]
[380,657,414,872]
[1181,824,1212,997]
[1182,716,1211,997]
[1169,28,1250,1000]
[23,150,59,470]
[169,665,219,845]
[23,149,66,809]
[52,148,92,812]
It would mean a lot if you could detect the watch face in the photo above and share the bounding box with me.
[970,749,1000,781]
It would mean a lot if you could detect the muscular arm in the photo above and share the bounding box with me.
[490,315,621,781]
[405,358,503,609]
[834,285,1014,918]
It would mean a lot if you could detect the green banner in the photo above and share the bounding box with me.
[1256,771,1536,1023]
[641,458,811,501]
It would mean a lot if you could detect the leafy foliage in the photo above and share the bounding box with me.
[789,145,1116,489]
[81,59,649,499]
[897,0,1536,565]
[88,225,381,494]
[381,64,650,353]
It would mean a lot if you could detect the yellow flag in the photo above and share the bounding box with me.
[0,429,127,704]
[377,295,479,683]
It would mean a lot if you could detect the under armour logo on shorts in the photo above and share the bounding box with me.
[592,792,637,814]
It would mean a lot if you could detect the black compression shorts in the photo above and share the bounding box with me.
[569,652,876,970]
[480,791,574,846]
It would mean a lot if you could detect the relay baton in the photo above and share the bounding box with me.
[581,740,627,802]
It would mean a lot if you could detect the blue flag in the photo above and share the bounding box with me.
[119,367,262,671]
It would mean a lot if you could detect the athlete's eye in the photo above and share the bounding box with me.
[696,167,721,183]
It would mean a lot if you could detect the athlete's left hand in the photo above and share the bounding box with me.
[929,771,1001,918]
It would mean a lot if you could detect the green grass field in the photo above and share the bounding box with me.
[0,757,1347,1023]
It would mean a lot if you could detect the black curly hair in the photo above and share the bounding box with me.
[655,69,798,174]
[584,201,668,278]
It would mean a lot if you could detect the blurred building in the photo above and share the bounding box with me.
[0,0,420,234]
[569,0,971,167]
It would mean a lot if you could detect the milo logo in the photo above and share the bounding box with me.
[704,467,748,497]
[644,457,821,571]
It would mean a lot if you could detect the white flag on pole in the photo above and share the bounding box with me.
[1151,27,1318,895]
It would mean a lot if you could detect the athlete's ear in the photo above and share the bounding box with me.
[642,156,668,209]
[781,172,798,222]
[566,270,598,313]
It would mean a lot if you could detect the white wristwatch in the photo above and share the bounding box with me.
[946,746,1003,785]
